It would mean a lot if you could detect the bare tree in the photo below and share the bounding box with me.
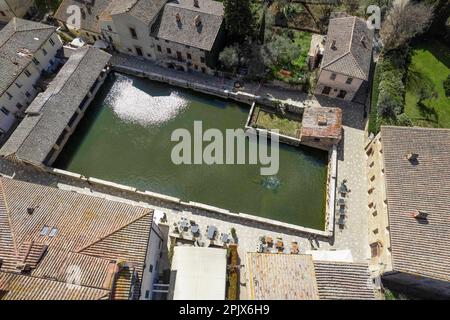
[381,0,434,51]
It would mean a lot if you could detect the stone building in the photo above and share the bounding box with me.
[55,0,225,75]
[0,0,34,23]
[0,176,164,300]
[0,18,63,136]
[246,253,375,300]
[365,126,450,299]
[315,15,373,103]
[0,46,111,169]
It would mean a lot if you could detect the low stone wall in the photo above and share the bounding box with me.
[49,167,332,238]
[266,79,306,92]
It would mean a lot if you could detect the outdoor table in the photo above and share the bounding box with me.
[179,219,190,231]
[221,233,230,243]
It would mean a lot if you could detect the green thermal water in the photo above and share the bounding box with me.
[55,73,328,229]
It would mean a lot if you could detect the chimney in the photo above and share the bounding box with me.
[194,15,201,27]
[361,35,367,48]
[318,115,328,126]
[194,0,199,8]
[406,153,419,165]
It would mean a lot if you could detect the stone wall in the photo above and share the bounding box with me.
[49,167,332,238]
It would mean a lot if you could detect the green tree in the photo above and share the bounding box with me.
[223,0,255,42]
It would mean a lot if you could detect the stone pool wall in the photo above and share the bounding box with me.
[47,166,333,238]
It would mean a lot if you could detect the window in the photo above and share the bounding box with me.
[346,77,353,84]
[0,107,9,116]
[201,67,206,73]
[109,36,113,43]
[149,264,153,273]
[166,48,171,54]
[93,35,97,41]
[32,57,39,65]
[338,90,347,99]
[42,48,48,56]
[200,56,205,64]
[147,53,152,58]
[49,38,55,46]
[370,242,382,258]
[15,82,22,88]
[6,92,12,99]
[330,73,337,80]
[322,86,331,95]
[165,40,169,43]
[40,226,50,236]
[24,69,31,77]
[187,53,192,60]
[145,291,150,299]
[157,45,162,52]
[0,11,5,16]
[176,51,182,61]
[129,27,138,39]
[135,47,143,56]
[25,91,31,98]
[127,48,132,52]
[16,103,23,109]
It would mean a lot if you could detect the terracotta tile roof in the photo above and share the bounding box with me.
[247,253,320,300]
[246,253,375,300]
[0,177,154,300]
[380,126,450,282]
[321,16,373,80]
[0,272,111,300]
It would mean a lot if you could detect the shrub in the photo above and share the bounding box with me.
[377,69,405,117]
[219,46,240,71]
[444,75,450,97]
